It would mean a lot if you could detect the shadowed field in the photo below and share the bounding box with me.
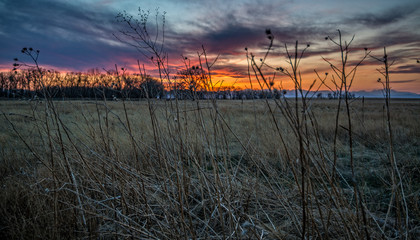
[0,98,419,239]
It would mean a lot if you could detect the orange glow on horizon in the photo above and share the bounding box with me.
[2,53,419,94]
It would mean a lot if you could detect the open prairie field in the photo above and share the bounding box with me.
[1,98,419,239]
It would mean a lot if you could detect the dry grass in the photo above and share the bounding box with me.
[0,98,419,239]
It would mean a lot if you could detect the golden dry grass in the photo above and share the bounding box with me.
[0,98,419,239]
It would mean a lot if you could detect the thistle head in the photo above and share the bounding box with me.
[265,29,273,40]
[276,67,284,72]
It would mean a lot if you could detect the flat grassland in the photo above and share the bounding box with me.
[1,98,419,239]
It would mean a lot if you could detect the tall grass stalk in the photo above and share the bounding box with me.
[371,47,410,238]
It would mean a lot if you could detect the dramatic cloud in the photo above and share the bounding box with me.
[1,0,419,92]
[347,4,420,27]
[0,0,137,71]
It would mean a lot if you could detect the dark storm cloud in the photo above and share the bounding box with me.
[162,0,330,57]
[161,23,261,57]
[178,13,329,58]
[0,0,142,71]
[0,0,114,43]
[202,24,262,53]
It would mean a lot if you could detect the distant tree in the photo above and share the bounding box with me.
[87,68,101,75]
[328,93,333,99]
[175,66,208,99]
[139,77,164,98]
[176,66,206,90]
[317,92,323,99]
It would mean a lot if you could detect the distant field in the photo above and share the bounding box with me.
[1,98,419,239]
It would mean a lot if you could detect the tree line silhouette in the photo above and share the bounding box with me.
[0,68,295,100]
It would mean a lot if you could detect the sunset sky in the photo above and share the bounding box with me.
[1,0,419,93]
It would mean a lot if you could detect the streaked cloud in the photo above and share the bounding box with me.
[390,80,417,84]
[390,65,420,74]
[346,4,420,27]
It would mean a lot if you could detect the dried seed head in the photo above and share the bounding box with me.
[325,37,328,40]
[14,58,18,61]
[307,44,310,47]
[364,47,368,51]
[245,47,248,51]
[377,78,381,82]
[265,28,272,35]
[29,47,33,51]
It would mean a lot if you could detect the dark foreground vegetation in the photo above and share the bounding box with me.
[1,98,419,239]
[1,8,419,240]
